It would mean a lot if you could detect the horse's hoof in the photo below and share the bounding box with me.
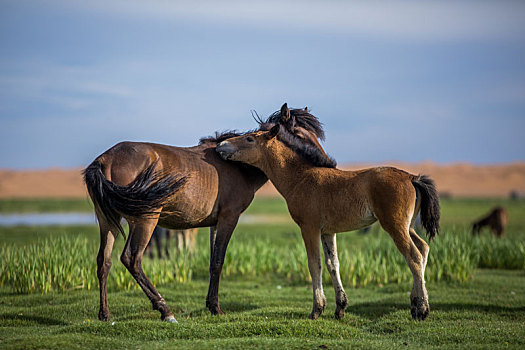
[208,305,225,315]
[308,300,326,320]
[308,312,320,320]
[334,308,345,320]
[212,308,225,315]
[335,293,348,320]
[410,297,429,321]
[164,315,178,323]
[308,308,323,320]
[98,311,110,322]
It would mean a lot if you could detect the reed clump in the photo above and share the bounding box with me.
[1,230,523,294]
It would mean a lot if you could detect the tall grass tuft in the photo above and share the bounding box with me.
[0,229,523,294]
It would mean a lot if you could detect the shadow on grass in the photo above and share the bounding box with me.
[219,301,260,313]
[349,301,525,320]
[0,313,69,326]
[250,309,308,319]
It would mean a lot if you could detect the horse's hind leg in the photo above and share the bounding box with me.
[381,221,429,320]
[121,216,177,322]
[321,233,347,319]
[410,228,429,277]
[97,218,117,321]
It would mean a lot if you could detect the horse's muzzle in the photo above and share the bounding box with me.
[216,141,235,160]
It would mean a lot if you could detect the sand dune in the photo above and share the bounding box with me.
[1,162,524,199]
[256,162,525,198]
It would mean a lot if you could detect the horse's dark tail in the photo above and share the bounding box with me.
[412,175,440,241]
[83,160,187,238]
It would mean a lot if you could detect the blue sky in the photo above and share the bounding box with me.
[1,0,524,169]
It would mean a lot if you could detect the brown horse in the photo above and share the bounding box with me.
[472,206,507,237]
[216,104,440,321]
[83,107,327,322]
[145,227,199,259]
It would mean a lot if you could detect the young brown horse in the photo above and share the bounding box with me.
[83,107,327,322]
[216,104,440,321]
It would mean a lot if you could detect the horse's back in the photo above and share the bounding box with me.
[94,141,221,225]
[93,140,265,228]
[96,141,217,183]
[96,141,159,186]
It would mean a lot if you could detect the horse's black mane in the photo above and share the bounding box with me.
[261,108,326,141]
[200,106,336,168]
[260,107,336,168]
[276,126,337,168]
[199,130,252,144]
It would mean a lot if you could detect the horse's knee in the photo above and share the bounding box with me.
[96,256,105,274]
[209,260,224,276]
[324,256,334,271]
[123,255,143,277]
[97,260,112,279]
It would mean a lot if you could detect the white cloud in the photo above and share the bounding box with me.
[50,0,525,42]
[0,61,135,113]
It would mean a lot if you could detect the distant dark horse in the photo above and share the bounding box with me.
[84,106,328,322]
[145,226,199,259]
[472,206,507,237]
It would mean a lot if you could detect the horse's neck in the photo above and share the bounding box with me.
[259,143,317,198]
[244,166,269,191]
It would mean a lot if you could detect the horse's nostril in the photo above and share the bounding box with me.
[217,150,229,160]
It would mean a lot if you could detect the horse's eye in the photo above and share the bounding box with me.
[246,136,255,143]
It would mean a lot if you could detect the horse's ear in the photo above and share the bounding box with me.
[267,124,280,139]
[280,103,290,122]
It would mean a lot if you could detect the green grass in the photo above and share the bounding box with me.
[1,197,525,348]
[1,270,524,349]
[2,227,523,294]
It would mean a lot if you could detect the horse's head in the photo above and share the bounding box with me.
[258,103,327,152]
[217,102,336,168]
[216,125,281,166]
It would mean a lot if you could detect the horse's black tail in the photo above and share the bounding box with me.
[412,175,440,241]
[83,160,187,238]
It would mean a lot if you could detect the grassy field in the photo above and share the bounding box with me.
[1,197,524,349]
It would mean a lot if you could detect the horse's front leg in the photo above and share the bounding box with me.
[321,233,348,319]
[301,226,325,319]
[209,226,217,259]
[206,216,239,315]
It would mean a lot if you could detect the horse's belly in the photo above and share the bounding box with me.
[158,180,220,228]
[321,204,376,234]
